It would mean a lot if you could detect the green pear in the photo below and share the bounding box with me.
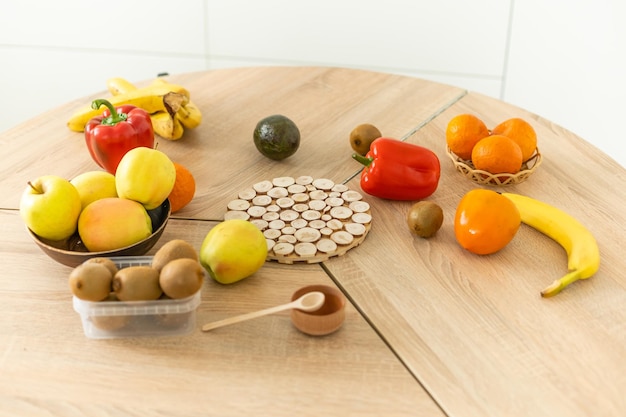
[200,219,268,284]
[115,147,176,210]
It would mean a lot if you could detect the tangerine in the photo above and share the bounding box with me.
[491,117,537,161]
[471,135,523,174]
[445,114,490,160]
[454,189,521,255]
[168,162,196,213]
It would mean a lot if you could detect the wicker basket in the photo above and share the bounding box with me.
[446,146,542,186]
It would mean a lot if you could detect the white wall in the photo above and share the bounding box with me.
[1,0,624,167]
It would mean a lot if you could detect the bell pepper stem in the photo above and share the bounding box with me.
[91,98,128,126]
[352,153,374,167]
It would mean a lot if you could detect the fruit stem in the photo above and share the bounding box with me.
[27,181,40,193]
[352,153,373,167]
[540,270,583,298]
[91,98,127,126]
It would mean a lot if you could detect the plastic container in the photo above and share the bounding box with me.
[72,256,202,339]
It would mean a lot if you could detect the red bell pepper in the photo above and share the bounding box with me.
[352,137,440,200]
[84,99,154,174]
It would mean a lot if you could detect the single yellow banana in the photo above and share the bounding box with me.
[502,193,600,297]
[107,76,202,129]
[106,77,137,96]
[67,90,188,132]
[150,111,185,140]
[108,77,191,99]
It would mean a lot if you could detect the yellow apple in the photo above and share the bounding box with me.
[115,147,176,210]
[19,175,82,241]
[70,170,118,211]
[200,219,268,284]
[78,197,152,252]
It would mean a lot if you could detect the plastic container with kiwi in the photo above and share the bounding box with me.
[72,256,202,339]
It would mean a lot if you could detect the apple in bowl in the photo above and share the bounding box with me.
[21,173,170,267]
[19,175,83,242]
[27,198,170,267]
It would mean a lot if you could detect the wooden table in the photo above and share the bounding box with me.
[1,67,624,417]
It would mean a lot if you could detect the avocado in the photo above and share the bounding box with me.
[253,114,300,160]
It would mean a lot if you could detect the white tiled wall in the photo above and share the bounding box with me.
[1,0,624,167]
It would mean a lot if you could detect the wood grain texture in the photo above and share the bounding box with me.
[325,92,626,417]
[1,67,625,417]
[0,210,441,417]
[0,66,465,219]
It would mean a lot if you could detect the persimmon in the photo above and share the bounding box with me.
[454,189,521,255]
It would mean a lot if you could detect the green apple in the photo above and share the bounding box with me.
[78,197,152,252]
[19,175,82,241]
[200,219,268,284]
[115,147,176,210]
[70,170,118,211]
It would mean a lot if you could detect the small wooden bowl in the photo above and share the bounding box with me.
[446,146,542,186]
[290,285,346,336]
[28,199,171,268]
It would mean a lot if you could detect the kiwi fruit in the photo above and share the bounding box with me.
[90,294,130,331]
[159,258,204,299]
[69,262,113,301]
[84,257,119,276]
[407,201,444,238]
[112,266,162,301]
[152,239,198,272]
[155,311,191,328]
[349,123,382,156]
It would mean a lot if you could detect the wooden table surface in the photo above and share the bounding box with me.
[1,66,625,417]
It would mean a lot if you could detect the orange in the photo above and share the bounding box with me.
[454,189,521,255]
[168,162,196,213]
[471,135,523,174]
[491,117,537,161]
[445,114,490,160]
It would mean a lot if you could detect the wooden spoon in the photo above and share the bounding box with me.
[201,291,326,332]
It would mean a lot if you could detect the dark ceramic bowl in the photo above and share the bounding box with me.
[28,199,171,267]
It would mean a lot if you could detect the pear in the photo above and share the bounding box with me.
[199,219,267,284]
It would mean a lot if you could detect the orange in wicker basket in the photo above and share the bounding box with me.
[446,146,542,186]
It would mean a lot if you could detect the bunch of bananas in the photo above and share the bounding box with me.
[67,77,202,140]
[502,193,600,297]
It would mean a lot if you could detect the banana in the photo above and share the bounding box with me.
[502,193,600,297]
[106,77,190,99]
[106,76,202,131]
[150,111,185,140]
[175,100,202,129]
[149,78,202,129]
[67,89,188,132]
[106,77,137,96]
